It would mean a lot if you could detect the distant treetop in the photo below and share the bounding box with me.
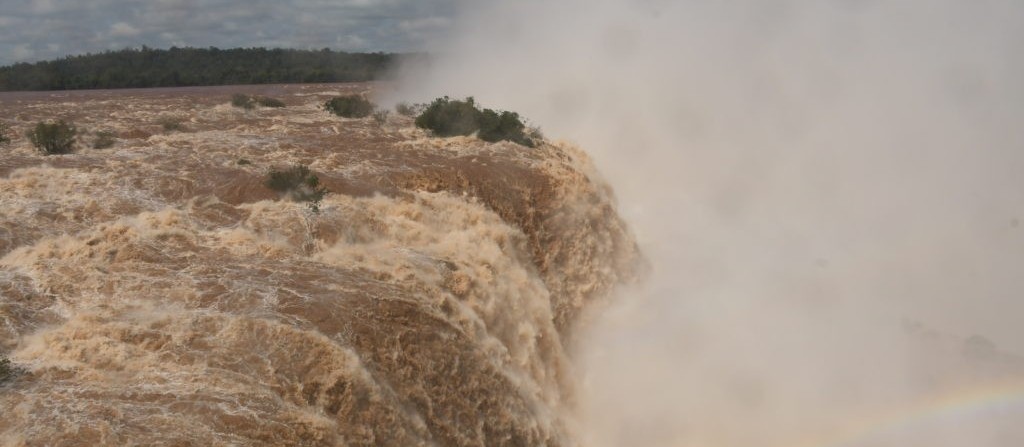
[0,47,406,92]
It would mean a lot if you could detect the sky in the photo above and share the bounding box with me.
[0,0,457,65]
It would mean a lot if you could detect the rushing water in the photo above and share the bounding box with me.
[0,84,641,446]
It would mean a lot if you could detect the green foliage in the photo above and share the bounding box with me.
[0,355,19,385]
[255,96,286,108]
[231,93,256,109]
[395,102,420,117]
[0,122,10,145]
[477,108,532,146]
[237,158,252,165]
[27,120,77,154]
[0,47,402,91]
[92,130,116,149]
[414,97,538,147]
[372,109,390,125]
[414,97,482,137]
[528,126,544,141]
[324,95,375,118]
[265,165,328,213]
[158,117,186,132]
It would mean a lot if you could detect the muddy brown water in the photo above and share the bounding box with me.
[0,83,641,446]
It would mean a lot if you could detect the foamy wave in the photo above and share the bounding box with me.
[0,84,640,446]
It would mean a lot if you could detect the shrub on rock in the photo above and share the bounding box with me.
[0,355,20,385]
[255,96,286,108]
[0,122,11,145]
[27,120,77,154]
[414,97,538,147]
[231,93,256,109]
[265,164,328,213]
[324,95,374,118]
[92,130,117,149]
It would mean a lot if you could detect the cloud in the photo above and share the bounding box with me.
[0,0,457,65]
[31,0,58,14]
[109,22,140,38]
[398,16,451,41]
[12,44,35,60]
[398,16,450,32]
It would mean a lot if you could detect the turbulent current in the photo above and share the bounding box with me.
[0,84,642,446]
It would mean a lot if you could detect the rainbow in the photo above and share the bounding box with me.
[792,376,1024,447]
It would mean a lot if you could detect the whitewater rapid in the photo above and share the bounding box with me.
[0,84,641,446]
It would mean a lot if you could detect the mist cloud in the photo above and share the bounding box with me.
[395,0,1024,445]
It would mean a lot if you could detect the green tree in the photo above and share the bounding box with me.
[324,95,375,118]
[231,93,256,109]
[478,109,531,146]
[414,96,481,137]
[265,165,329,213]
[414,97,538,147]
[0,47,402,91]
[92,130,116,149]
[27,120,77,154]
[395,102,417,117]
[255,96,285,108]
[0,355,20,385]
[0,122,11,145]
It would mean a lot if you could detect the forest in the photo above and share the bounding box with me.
[0,47,401,91]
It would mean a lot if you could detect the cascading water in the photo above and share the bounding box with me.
[0,84,642,446]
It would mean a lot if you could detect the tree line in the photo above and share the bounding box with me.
[0,46,403,91]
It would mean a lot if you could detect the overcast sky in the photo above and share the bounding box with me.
[0,0,458,65]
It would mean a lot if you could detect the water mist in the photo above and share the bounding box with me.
[393,1,1024,445]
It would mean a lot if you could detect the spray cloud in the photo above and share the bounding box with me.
[394,0,1024,445]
